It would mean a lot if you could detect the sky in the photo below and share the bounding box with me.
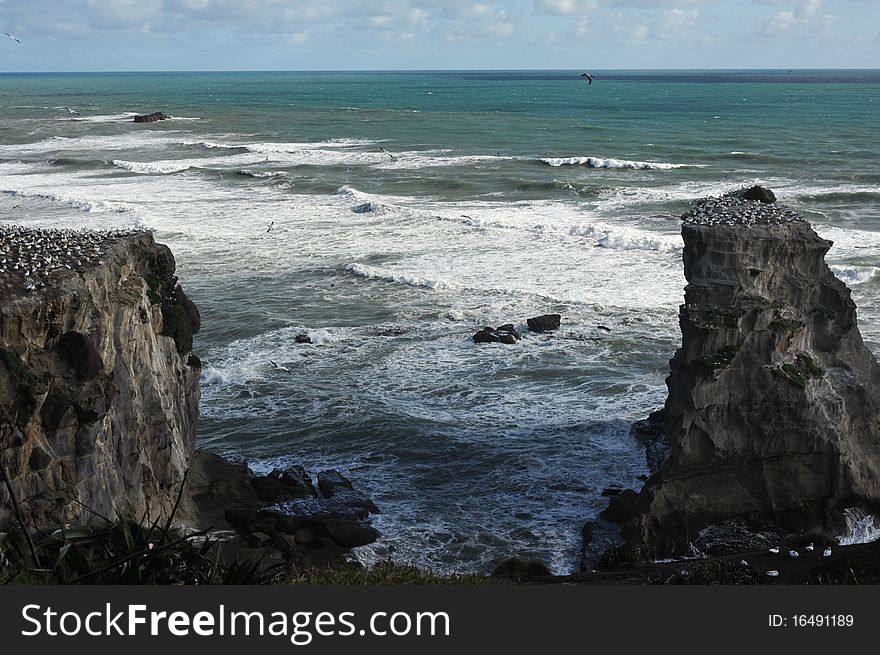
[1,0,878,71]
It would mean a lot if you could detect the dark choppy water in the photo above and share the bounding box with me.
[1,70,879,573]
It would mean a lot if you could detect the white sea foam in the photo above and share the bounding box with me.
[0,188,134,213]
[568,223,682,252]
[112,159,195,174]
[60,111,139,123]
[829,265,879,285]
[347,263,455,290]
[838,508,880,545]
[541,156,689,170]
[0,132,182,153]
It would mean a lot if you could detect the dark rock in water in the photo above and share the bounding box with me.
[318,470,380,517]
[279,465,317,497]
[473,324,521,344]
[733,185,776,204]
[527,314,561,332]
[600,489,640,524]
[601,487,623,497]
[353,202,373,214]
[625,191,880,557]
[490,557,552,579]
[133,112,170,123]
[252,467,317,503]
[596,325,612,332]
[295,333,312,344]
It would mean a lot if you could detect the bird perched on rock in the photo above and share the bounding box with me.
[768,547,780,554]
[805,543,814,552]
[766,570,779,577]
[823,547,832,558]
[788,549,799,558]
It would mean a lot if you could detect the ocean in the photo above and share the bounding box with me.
[1,69,879,574]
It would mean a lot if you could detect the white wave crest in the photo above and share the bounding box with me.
[1,188,134,213]
[541,156,688,170]
[347,263,454,290]
[838,508,880,545]
[112,159,193,174]
[568,223,682,252]
[829,265,879,286]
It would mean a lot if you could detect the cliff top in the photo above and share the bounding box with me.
[682,186,805,228]
[0,224,148,295]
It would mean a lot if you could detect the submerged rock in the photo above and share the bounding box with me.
[626,189,880,556]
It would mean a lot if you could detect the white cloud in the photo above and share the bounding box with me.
[534,0,599,15]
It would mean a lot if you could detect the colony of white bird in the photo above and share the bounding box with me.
[0,224,143,293]
[682,192,805,227]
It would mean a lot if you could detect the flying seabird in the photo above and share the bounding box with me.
[379,147,395,160]
[581,73,594,85]
[62,107,81,116]
[266,221,274,234]
[4,32,21,44]
[269,360,291,373]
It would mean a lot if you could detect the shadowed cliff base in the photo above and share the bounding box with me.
[606,187,880,561]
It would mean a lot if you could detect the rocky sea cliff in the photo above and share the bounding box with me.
[0,227,200,530]
[608,187,880,560]
[0,225,379,577]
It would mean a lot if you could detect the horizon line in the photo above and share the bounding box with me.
[2,67,880,75]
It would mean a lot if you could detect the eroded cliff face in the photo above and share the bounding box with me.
[630,191,880,556]
[0,228,201,531]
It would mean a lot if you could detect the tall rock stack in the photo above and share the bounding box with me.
[0,227,201,531]
[629,188,880,556]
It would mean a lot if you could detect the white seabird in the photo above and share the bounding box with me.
[379,147,395,160]
[805,543,814,552]
[269,360,290,374]
[788,549,799,558]
[4,32,21,44]
[62,107,81,116]
[768,547,780,554]
[766,570,779,577]
[581,73,594,85]
[823,547,832,558]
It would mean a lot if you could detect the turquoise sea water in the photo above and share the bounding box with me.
[2,70,879,572]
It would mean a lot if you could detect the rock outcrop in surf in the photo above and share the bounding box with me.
[625,187,880,556]
[133,112,170,123]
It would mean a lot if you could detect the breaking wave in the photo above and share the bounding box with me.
[541,156,689,170]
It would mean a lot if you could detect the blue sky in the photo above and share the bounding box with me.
[1,0,878,71]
